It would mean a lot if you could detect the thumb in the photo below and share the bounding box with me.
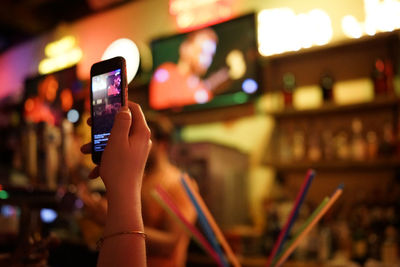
[109,106,132,143]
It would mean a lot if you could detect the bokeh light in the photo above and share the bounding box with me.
[242,79,258,94]
[40,208,58,223]
[67,109,80,123]
[102,38,140,84]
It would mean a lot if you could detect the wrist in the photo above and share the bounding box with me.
[105,195,144,235]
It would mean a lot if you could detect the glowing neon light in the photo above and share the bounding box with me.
[39,36,82,74]
[342,0,400,39]
[102,38,140,84]
[342,16,363,39]
[45,36,76,58]
[169,0,233,31]
[258,8,332,56]
[0,190,9,200]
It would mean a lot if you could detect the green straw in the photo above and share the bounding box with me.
[272,196,330,266]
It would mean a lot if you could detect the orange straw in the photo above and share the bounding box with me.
[274,186,343,267]
[182,174,242,267]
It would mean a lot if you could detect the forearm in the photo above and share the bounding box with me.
[97,190,146,267]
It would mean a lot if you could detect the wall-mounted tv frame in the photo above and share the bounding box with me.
[149,13,260,112]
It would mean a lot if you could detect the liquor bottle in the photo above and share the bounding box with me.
[366,131,378,159]
[379,122,396,157]
[308,132,322,162]
[25,122,38,185]
[282,72,296,107]
[381,226,399,264]
[320,72,334,102]
[44,124,61,189]
[318,225,332,261]
[322,130,334,160]
[372,58,387,95]
[351,206,369,265]
[336,131,350,160]
[384,58,394,95]
[293,130,305,161]
[351,118,367,161]
[279,126,293,162]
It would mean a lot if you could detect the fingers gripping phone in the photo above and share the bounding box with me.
[90,56,128,164]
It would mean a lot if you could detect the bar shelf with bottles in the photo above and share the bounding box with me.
[264,95,400,171]
[264,93,400,171]
[262,29,400,173]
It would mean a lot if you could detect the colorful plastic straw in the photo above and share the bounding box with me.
[266,169,315,267]
[152,186,225,267]
[271,196,330,266]
[274,185,344,267]
[181,176,229,267]
[181,174,242,267]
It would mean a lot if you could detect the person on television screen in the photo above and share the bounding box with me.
[107,74,121,96]
[149,28,230,110]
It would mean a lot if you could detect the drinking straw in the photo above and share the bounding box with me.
[181,176,229,267]
[152,186,225,267]
[271,196,330,266]
[266,169,315,267]
[274,184,344,267]
[181,174,242,267]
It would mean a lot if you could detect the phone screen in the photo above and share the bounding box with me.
[91,68,123,153]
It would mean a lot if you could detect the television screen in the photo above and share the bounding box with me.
[149,13,259,111]
[23,66,86,126]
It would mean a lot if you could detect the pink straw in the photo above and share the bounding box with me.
[266,169,315,266]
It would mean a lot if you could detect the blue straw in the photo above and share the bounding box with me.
[181,176,229,267]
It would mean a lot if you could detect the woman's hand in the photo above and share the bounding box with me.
[80,101,152,200]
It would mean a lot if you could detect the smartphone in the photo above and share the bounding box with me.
[90,56,127,164]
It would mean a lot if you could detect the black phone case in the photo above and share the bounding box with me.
[90,56,127,164]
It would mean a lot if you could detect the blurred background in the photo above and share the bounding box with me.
[0,0,400,266]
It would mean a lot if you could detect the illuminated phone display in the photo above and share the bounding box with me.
[91,68,122,152]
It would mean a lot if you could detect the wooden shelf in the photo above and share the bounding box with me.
[264,158,400,172]
[269,96,399,119]
[262,30,400,62]
[167,102,256,125]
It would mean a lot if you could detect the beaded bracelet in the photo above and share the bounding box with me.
[96,230,147,250]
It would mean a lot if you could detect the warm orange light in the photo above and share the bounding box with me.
[60,89,73,111]
[169,0,233,31]
[24,98,34,113]
[24,98,56,125]
[38,75,59,102]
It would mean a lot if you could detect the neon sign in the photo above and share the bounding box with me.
[342,0,400,38]
[169,0,233,31]
[39,35,82,75]
[258,8,332,56]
